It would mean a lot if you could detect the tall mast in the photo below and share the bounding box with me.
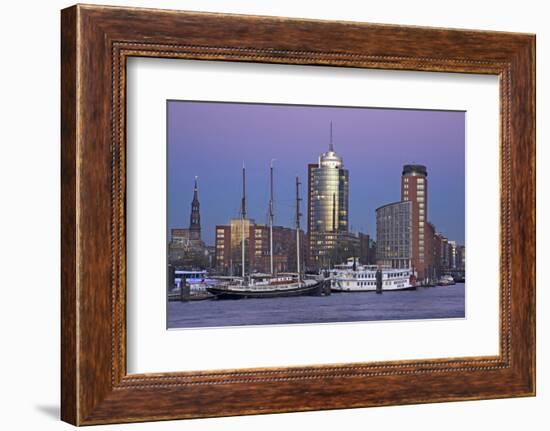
[241,163,247,278]
[295,176,302,284]
[269,160,275,275]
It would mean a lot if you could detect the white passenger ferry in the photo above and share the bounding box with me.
[329,258,416,292]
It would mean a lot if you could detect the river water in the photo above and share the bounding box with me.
[167,283,465,329]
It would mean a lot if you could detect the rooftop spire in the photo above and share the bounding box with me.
[329,121,334,152]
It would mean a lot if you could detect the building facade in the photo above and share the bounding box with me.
[214,219,305,275]
[376,201,412,269]
[424,221,437,281]
[358,232,376,265]
[307,142,349,269]
[456,245,466,270]
[401,164,431,279]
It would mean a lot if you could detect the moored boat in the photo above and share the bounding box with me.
[329,258,416,292]
[437,274,456,286]
[207,275,325,299]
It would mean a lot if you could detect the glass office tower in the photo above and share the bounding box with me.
[307,142,349,268]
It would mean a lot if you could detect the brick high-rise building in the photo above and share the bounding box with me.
[401,164,430,279]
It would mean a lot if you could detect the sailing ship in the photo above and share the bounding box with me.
[207,163,325,299]
[329,258,416,292]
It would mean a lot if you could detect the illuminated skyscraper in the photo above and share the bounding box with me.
[307,124,349,268]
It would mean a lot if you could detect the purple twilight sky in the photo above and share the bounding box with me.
[167,101,465,247]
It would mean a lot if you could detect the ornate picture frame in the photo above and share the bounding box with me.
[61,4,535,425]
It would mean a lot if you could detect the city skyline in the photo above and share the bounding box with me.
[167,100,465,246]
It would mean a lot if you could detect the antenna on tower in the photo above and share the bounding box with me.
[329,121,334,152]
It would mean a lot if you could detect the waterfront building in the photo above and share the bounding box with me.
[253,224,305,274]
[214,219,305,275]
[375,201,412,269]
[374,163,464,282]
[358,232,376,265]
[327,231,376,266]
[168,177,209,268]
[401,164,432,279]
[448,240,458,269]
[433,234,463,272]
[431,229,445,279]
[307,130,349,269]
[423,222,437,281]
[214,224,232,273]
[457,245,466,270]
[214,218,254,275]
[440,235,450,270]
[429,232,465,278]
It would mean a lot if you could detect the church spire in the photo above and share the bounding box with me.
[189,176,201,240]
[193,176,199,200]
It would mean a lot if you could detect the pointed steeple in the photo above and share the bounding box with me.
[189,176,201,240]
[193,176,199,200]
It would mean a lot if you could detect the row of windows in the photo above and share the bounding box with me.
[343,280,405,287]
[403,177,425,183]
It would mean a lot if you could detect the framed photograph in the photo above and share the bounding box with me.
[61,4,535,425]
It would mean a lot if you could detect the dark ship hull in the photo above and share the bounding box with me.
[207,280,328,299]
